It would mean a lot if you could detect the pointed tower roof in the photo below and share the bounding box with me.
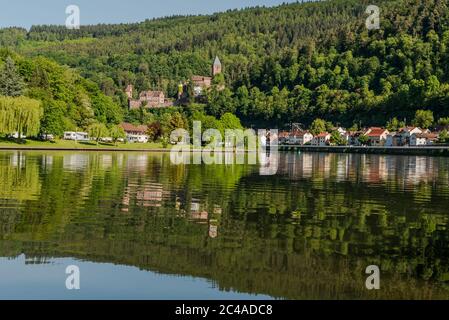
[213,56,221,66]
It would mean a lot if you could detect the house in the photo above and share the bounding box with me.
[347,131,363,146]
[386,132,401,147]
[63,131,89,141]
[410,132,439,146]
[278,131,290,145]
[397,127,423,146]
[125,85,172,110]
[120,122,149,143]
[311,132,331,146]
[364,127,389,146]
[289,130,313,145]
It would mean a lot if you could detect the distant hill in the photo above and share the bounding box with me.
[1,0,449,128]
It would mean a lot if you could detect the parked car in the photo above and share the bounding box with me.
[40,134,55,141]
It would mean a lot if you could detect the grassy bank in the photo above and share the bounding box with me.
[0,138,171,150]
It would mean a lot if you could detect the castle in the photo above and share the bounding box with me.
[190,56,222,97]
[125,86,172,110]
[125,56,222,109]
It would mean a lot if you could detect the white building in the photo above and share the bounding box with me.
[311,133,331,146]
[64,132,89,141]
[127,134,149,143]
[364,127,389,146]
[288,131,313,145]
[120,123,149,144]
[385,132,398,147]
[410,132,439,146]
[397,127,423,146]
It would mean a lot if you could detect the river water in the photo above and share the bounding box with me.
[0,151,448,299]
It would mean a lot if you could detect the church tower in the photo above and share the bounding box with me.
[212,56,222,76]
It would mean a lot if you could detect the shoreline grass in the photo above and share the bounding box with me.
[0,138,171,150]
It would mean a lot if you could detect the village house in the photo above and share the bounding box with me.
[397,127,424,146]
[311,132,331,146]
[278,130,313,145]
[347,131,363,146]
[410,132,439,146]
[364,127,389,146]
[120,122,149,143]
[291,130,314,145]
[125,85,173,110]
[386,127,427,146]
[278,131,290,145]
[386,132,400,147]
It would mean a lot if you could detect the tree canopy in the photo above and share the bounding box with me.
[1,0,449,130]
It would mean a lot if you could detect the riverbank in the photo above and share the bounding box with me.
[2,139,449,156]
[279,145,449,156]
[0,139,172,152]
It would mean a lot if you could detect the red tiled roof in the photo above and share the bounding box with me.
[291,130,311,137]
[120,122,148,133]
[366,127,388,137]
[316,132,330,137]
[415,133,438,139]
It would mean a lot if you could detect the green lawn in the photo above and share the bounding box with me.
[0,138,171,150]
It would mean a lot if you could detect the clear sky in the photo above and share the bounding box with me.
[0,0,301,29]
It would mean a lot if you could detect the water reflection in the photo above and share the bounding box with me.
[0,151,449,299]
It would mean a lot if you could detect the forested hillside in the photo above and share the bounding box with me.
[0,50,122,136]
[1,0,449,129]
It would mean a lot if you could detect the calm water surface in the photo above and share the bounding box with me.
[1,151,449,299]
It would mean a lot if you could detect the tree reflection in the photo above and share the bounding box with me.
[0,151,449,299]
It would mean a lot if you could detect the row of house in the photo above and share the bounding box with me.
[278,126,441,147]
[63,123,442,147]
[278,130,332,146]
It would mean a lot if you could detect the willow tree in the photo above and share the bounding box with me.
[88,122,109,144]
[0,96,42,139]
[109,125,125,145]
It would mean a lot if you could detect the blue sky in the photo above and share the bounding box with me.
[0,0,300,29]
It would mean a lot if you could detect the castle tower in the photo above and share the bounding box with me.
[125,84,133,99]
[212,56,222,76]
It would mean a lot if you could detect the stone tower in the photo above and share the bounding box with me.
[212,56,222,76]
[125,84,133,99]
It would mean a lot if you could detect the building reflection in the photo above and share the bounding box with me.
[278,152,448,186]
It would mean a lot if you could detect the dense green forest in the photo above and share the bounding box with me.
[0,51,122,136]
[1,0,449,131]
